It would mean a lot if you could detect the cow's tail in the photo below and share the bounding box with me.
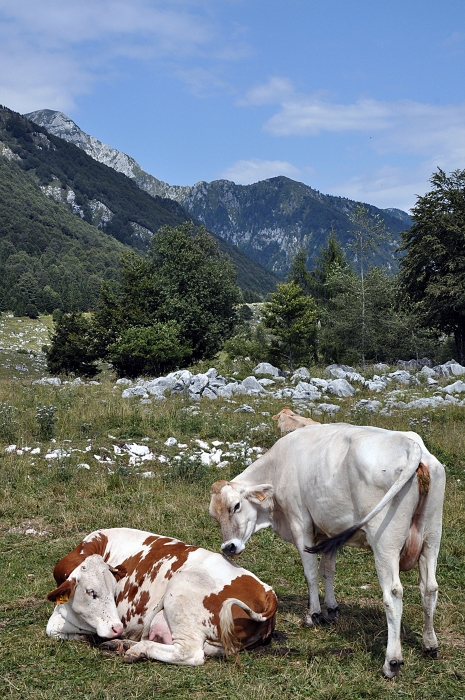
[219,592,277,664]
[306,440,425,557]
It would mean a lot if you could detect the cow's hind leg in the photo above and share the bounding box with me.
[418,547,439,657]
[373,553,404,678]
[300,549,323,625]
[320,552,339,621]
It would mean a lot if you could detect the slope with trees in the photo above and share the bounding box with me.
[400,168,465,363]
[1,106,279,299]
[0,155,129,315]
[46,224,242,377]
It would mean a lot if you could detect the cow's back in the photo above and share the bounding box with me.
[246,423,435,541]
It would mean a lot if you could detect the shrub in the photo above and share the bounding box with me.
[107,322,192,379]
[45,312,99,377]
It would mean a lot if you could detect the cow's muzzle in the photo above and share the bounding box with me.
[221,540,244,557]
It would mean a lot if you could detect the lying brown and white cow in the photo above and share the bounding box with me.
[46,528,277,666]
[210,423,445,677]
[272,407,320,434]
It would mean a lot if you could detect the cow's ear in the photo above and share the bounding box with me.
[245,483,274,506]
[108,564,126,581]
[47,578,76,604]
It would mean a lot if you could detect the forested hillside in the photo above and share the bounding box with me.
[1,107,192,250]
[0,155,129,315]
[0,107,279,304]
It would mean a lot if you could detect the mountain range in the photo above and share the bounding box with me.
[26,109,411,274]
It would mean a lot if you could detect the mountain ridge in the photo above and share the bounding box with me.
[25,109,411,273]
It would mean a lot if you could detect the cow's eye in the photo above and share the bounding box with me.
[233,502,241,513]
[86,588,97,599]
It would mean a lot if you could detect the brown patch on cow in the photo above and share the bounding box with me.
[118,536,198,590]
[203,575,278,650]
[53,532,109,584]
[116,536,198,624]
[416,461,430,494]
[211,480,229,495]
[399,462,431,572]
[133,590,151,618]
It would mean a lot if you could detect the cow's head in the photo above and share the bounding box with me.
[209,480,274,557]
[47,554,124,638]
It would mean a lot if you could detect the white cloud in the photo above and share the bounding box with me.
[330,160,445,212]
[219,158,304,184]
[263,91,465,163]
[0,0,245,112]
[240,76,295,106]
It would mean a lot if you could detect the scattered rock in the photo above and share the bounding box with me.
[327,379,355,397]
[291,367,310,382]
[253,362,281,377]
[234,404,255,413]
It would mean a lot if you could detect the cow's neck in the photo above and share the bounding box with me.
[233,450,277,488]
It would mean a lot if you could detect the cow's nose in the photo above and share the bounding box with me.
[111,624,124,637]
[221,542,236,556]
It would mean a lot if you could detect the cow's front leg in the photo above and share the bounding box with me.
[46,606,91,641]
[320,552,339,621]
[374,554,404,678]
[123,639,205,666]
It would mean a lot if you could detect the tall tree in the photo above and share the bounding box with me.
[262,281,317,370]
[287,247,314,296]
[312,228,349,301]
[347,205,388,368]
[399,168,465,362]
[50,223,242,377]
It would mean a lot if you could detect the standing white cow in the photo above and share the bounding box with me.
[209,423,445,677]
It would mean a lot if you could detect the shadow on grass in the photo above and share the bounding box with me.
[275,593,426,667]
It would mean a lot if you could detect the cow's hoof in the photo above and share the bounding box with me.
[310,612,329,626]
[383,659,404,678]
[123,651,147,664]
[100,640,135,655]
[423,646,439,659]
[325,606,339,623]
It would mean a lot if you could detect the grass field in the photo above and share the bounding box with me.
[0,316,464,699]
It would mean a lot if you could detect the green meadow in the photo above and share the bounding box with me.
[0,316,464,699]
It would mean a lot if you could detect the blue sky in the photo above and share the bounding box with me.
[1,0,464,211]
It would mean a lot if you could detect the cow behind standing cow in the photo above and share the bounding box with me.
[272,407,320,434]
[46,528,278,666]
